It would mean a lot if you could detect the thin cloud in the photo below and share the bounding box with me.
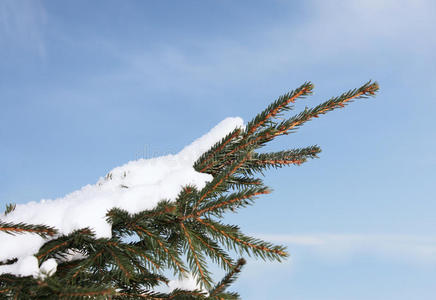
[83,0,435,93]
[295,0,436,56]
[256,233,436,266]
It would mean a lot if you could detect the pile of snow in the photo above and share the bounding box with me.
[168,274,204,292]
[0,117,244,278]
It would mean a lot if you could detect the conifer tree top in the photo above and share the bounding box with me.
[1,81,378,299]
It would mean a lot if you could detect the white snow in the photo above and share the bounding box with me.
[0,117,244,277]
[39,258,58,277]
[168,274,204,292]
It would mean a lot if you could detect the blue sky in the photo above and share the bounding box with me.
[0,0,435,298]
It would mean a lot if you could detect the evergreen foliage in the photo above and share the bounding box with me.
[0,81,378,299]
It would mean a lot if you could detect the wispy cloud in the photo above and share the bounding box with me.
[0,0,46,57]
[256,233,436,266]
[83,0,435,93]
[293,0,436,55]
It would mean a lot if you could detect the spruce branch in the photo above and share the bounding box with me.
[124,243,161,272]
[200,81,378,174]
[196,218,288,261]
[0,258,18,266]
[106,245,135,283]
[57,286,115,299]
[267,80,379,139]
[245,82,314,136]
[184,186,270,220]
[195,128,242,173]
[3,203,16,216]
[132,224,187,275]
[37,228,94,262]
[209,258,245,298]
[187,231,234,271]
[69,249,105,281]
[193,151,253,211]
[167,288,208,299]
[240,146,322,176]
[226,176,263,189]
[180,223,213,288]
[0,221,57,238]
